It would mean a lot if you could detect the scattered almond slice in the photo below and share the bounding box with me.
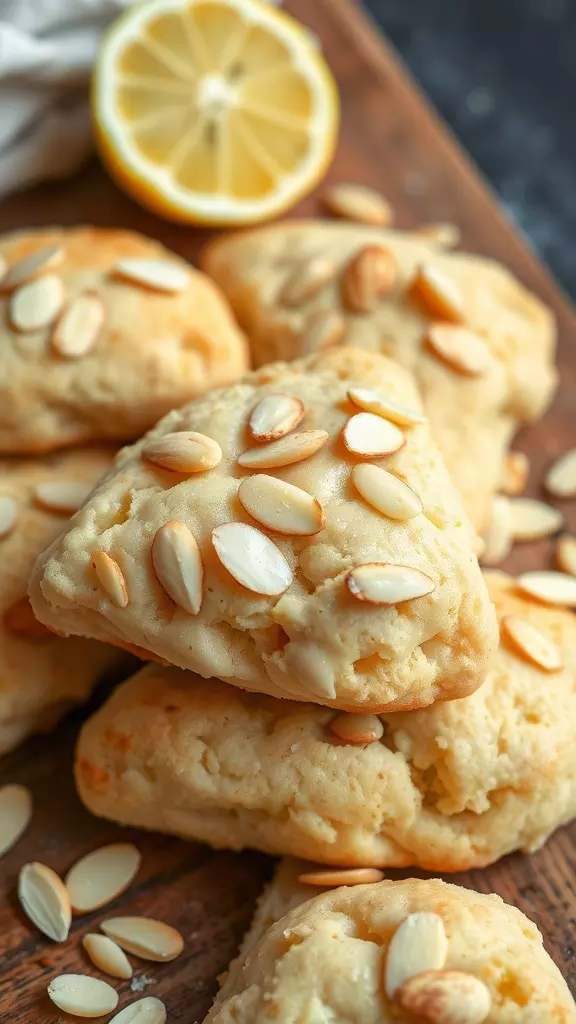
[18,861,71,942]
[545,449,576,498]
[0,245,63,292]
[143,431,222,474]
[48,974,119,1017]
[347,387,425,426]
[287,643,336,700]
[113,258,189,293]
[238,430,329,470]
[10,273,64,332]
[152,521,203,615]
[481,496,512,566]
[92,551,128,608]
[0,784,32,857]
[34,480,93,516]
[249,394,304,442]
[415,223,461,247]
[352,464,422,520]
[556,535,576,576]
[396,969,492,1023]
[212,523,292,596]
[4,597,52,638]
[0,495,18,538]
[516,571,576,607]
[66,843,141,913]
[500,450,529,496]
[109,997,167,1024]
[52,292,105,358]
[83,933,133,980]
[385,912,448,999]
[279,258,335,306]
[301,308,346,352]
[298,867,384,887]
[426,324,492,376]
[347,563,435,605]
[238,475,324,536]
[343,413,404,458]
[501,615,562,672]
[323,182,393,226]
[408,263,466,323]
[509,498,563,541]
[341,244,396,313]
[101,917,184,962]
[329,712,384,745]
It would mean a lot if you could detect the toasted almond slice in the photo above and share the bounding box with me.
[415,222,461,247]
[0,245,63,292]
[323,182,393,226]
[0,495,18,538]
[501,615,562,672]
[556,534,576,576]
[249,394,304,442]
[409,263,466,323]
[66,843,141,913]
[352,464,422,520]
[279,258,335,306]
[396,969,492,1023]
[110,997,167,1024]
[83,933,133,980]
[101,917,183,962]
[113,258,189,293]
[341,245,396,313]
[481,496,512,566]
[347,563,435,605]
[0,784,32,857]
[212,522,292,596]
[343,413,404,458]
[4,597,52,638]
[500,450,529,496]
[10,273,64,332]
[509,498,563,541]
[238,475,324,536]
[347,387,425,427]
[152,521,203,614]
[238,430,329,470]
[143,431,222,474]
[18,861,71,942]
[517,570,576,607]
[34,480,93,516]
[329,712,384,745]
[92,551,128,608]
[545,449,576,498]
[48,974,119,1017]
[385,912,448,998]
[426,324,492,376]
[298,867,384,887]
[52,291,105,359]
[301,308,346,352]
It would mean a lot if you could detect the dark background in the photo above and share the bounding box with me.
[365,0,576,297]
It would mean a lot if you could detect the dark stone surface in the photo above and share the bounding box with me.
[365,0,576,296]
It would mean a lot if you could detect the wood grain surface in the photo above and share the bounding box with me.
[1,0,575,1020]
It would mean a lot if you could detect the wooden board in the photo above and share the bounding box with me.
[1,0,575,1018]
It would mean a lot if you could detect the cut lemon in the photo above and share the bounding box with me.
[93,0,339,225]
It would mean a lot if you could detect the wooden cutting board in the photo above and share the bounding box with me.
[1,1,575,1019]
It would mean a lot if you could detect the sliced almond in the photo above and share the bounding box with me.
[545,449,576,498]
[501,615,562,672]
[341,245,396,313]
[409,263,466,323]
[301,308,346,352]
[298,867,384,887]
[34,480,93,516]
[396,969,491,1023]
[212,522,292,596]
[238,430,329,470]
[47,974,119,1017]
[83,933,132,980]
[92,551,128,608]
[113,258,189,293]
[481,496,512,566]
[110,998,167,1024]
[500,450,529,496]
[426,324,492,376]
[343,413,404,458]
[143,431,222,474]
[0,784,32,857]
[52,291,105,358]
[249,394,304,442]
[0,495,18,538]
[329,712,384,745]
[66,843,141,913]
[352,464,422,520]
[347,563,435,605]
[4,597,52,638]
[347,387,425,427]
[152,521,203,614]
[287,643,335,700]
[556,534,576,576]
[323,182,393,226]
[10,273,64,332]
[279,258,335,306]
[517,570,576,607]
[385,912,448,998]
[415,223,461,248]
[18,861,71,942]
[509,498,563,541]
[0,245,63,292]
[238,475,324,536]
[101,917,184,962]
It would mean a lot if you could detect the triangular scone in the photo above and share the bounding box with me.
[0,227,248,453]
[31,348,497,713]
[203,221,556,530]
[75,571,576,871]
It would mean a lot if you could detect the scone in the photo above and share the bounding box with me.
[0,450,127,754]
[203,221,556,530]
[206,875,576,1023]
[0,226,248,453]
[31,348,497,712]
[76,571,576,870]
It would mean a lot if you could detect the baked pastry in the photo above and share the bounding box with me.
[203,221,556,530]
[206,873,576,1022]
[75,571,576,870]
[0,450,127,754]
[0,226,248,453]
[31,348,497,712]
